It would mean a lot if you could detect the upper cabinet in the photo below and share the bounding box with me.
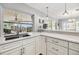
[4,9,16,21]
[3,8,33,34]
[3,8,32,22]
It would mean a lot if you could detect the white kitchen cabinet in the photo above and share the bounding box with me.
[0,34,79,55]
[40,36,46,55]
[0,47,22,55]
[35,36,46,55]
[35,36,41,55]
[0,36,39,55]
[22,38,36,55]
[3,8,16,21]
[69,42,79,55]
[69,42,79,51]
[47,50,57,55]
[0,40,22,53]
[22,36,46,55]
[46,37,68,48]
[69,49,79,55]
[47,41,68,55]
[46,36,68,55]
[0,40,22,55]
[23,44,35,55]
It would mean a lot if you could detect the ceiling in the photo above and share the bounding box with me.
[26,3,79,19]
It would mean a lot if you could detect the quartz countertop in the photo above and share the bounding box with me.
[0,32,79,45]
[0,32,40,45]
[41,32,79,43]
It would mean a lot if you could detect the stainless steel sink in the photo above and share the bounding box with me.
[5,35,19,40]
[5,33,30,41]
[21,34,30,37]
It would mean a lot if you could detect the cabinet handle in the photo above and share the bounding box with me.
[23,48,25,54]
[56,49,58,51]
[56,42,58,43]
[52,47,59,51]
[52,40,58,43]
[20,48,23,55]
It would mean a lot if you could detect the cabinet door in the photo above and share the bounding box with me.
[46,37,68,55]
[0,47,22,55]
[69,42,79,52]
[47,50,57,55]
[69,42,79,55]
[47,41,68,55]
[46,37,68,48]
[22,37,36,55]
[23,41,35,55]
[23,45,35,55]
[35,36,42,55]
[40,36,46,55]
[69,49,79,55]
[0,40,22,53]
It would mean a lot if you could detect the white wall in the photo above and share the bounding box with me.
[0,5,5,42]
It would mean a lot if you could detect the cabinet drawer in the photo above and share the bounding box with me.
[23,45,35,55]
[24,51,35,55]
[47,42,68,55]
[23,43,35,48]
[0,47,22,55]
[24,46,35,51]
[69,49,79,55]
[47,50,57,55]
[0,40,22,53]
[23,38,35,45]
[47,37,68,47]
[69,42,79,51]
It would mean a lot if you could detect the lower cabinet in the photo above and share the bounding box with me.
[0,47,22,55]
[22,38,36,55]
[0,36,41,55]
[0,40,22,55]
[0,35,79,55]
[46,36,68,55]
[22,45,35,55]
[35,36,46,55]
[35,36,42,55]
[47,41,68,55]
[47,50,58,55]
[0,36,36,55]
[69,42,79,55]
[46,36,79,55]
[69,49,79,55]
[40,36,46,55]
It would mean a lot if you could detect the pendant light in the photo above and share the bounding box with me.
[63,3,68,15]
[46,6,48,20]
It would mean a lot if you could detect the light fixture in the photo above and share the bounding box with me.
[63,3,69,15]
[15,14,17,21]
[46,6,48,20]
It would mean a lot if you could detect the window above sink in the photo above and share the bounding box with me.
[3,8,33,35]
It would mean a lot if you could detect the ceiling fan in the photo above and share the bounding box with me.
[63,3,69,15]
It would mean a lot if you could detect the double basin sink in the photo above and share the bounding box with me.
[5,33,30,41]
